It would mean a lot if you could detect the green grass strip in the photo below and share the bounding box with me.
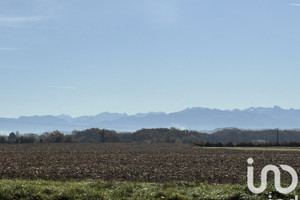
[0,179,298,200]
[198,146,300,151]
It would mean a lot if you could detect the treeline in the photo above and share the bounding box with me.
[1,128,200,144]
[0,131,75,144]
[200,128,300,144]
[1,128,300,144]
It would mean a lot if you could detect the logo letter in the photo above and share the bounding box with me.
[247,158,267,194]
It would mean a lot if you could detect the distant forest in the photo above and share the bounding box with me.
[2,128,300,146]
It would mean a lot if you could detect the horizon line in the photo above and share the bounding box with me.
[1,105,298,119]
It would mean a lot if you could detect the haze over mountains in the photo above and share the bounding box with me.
[1,106,300,134]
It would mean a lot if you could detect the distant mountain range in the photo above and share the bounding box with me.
[1,106,300,134]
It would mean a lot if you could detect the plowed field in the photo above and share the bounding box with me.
[0,144,298,184]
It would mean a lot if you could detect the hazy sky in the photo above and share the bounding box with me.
[1,0,300,117]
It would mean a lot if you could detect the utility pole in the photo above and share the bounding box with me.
[99,129,105,143]
[276,128,279,146]
[102,129,105,143]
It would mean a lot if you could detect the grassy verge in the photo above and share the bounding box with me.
[0,179,298,200]
[198,146,300,151]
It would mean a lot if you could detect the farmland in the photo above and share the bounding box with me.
[0,143,299,183]
[0,143,300,199]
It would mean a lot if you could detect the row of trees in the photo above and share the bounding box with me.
[0,128,201,144]
[2,128,300,144]
[72,128,202,143]
[0,131,76,144]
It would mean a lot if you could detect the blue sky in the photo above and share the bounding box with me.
[1,0,300,117]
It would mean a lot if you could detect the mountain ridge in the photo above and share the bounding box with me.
[1,106,300,134]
